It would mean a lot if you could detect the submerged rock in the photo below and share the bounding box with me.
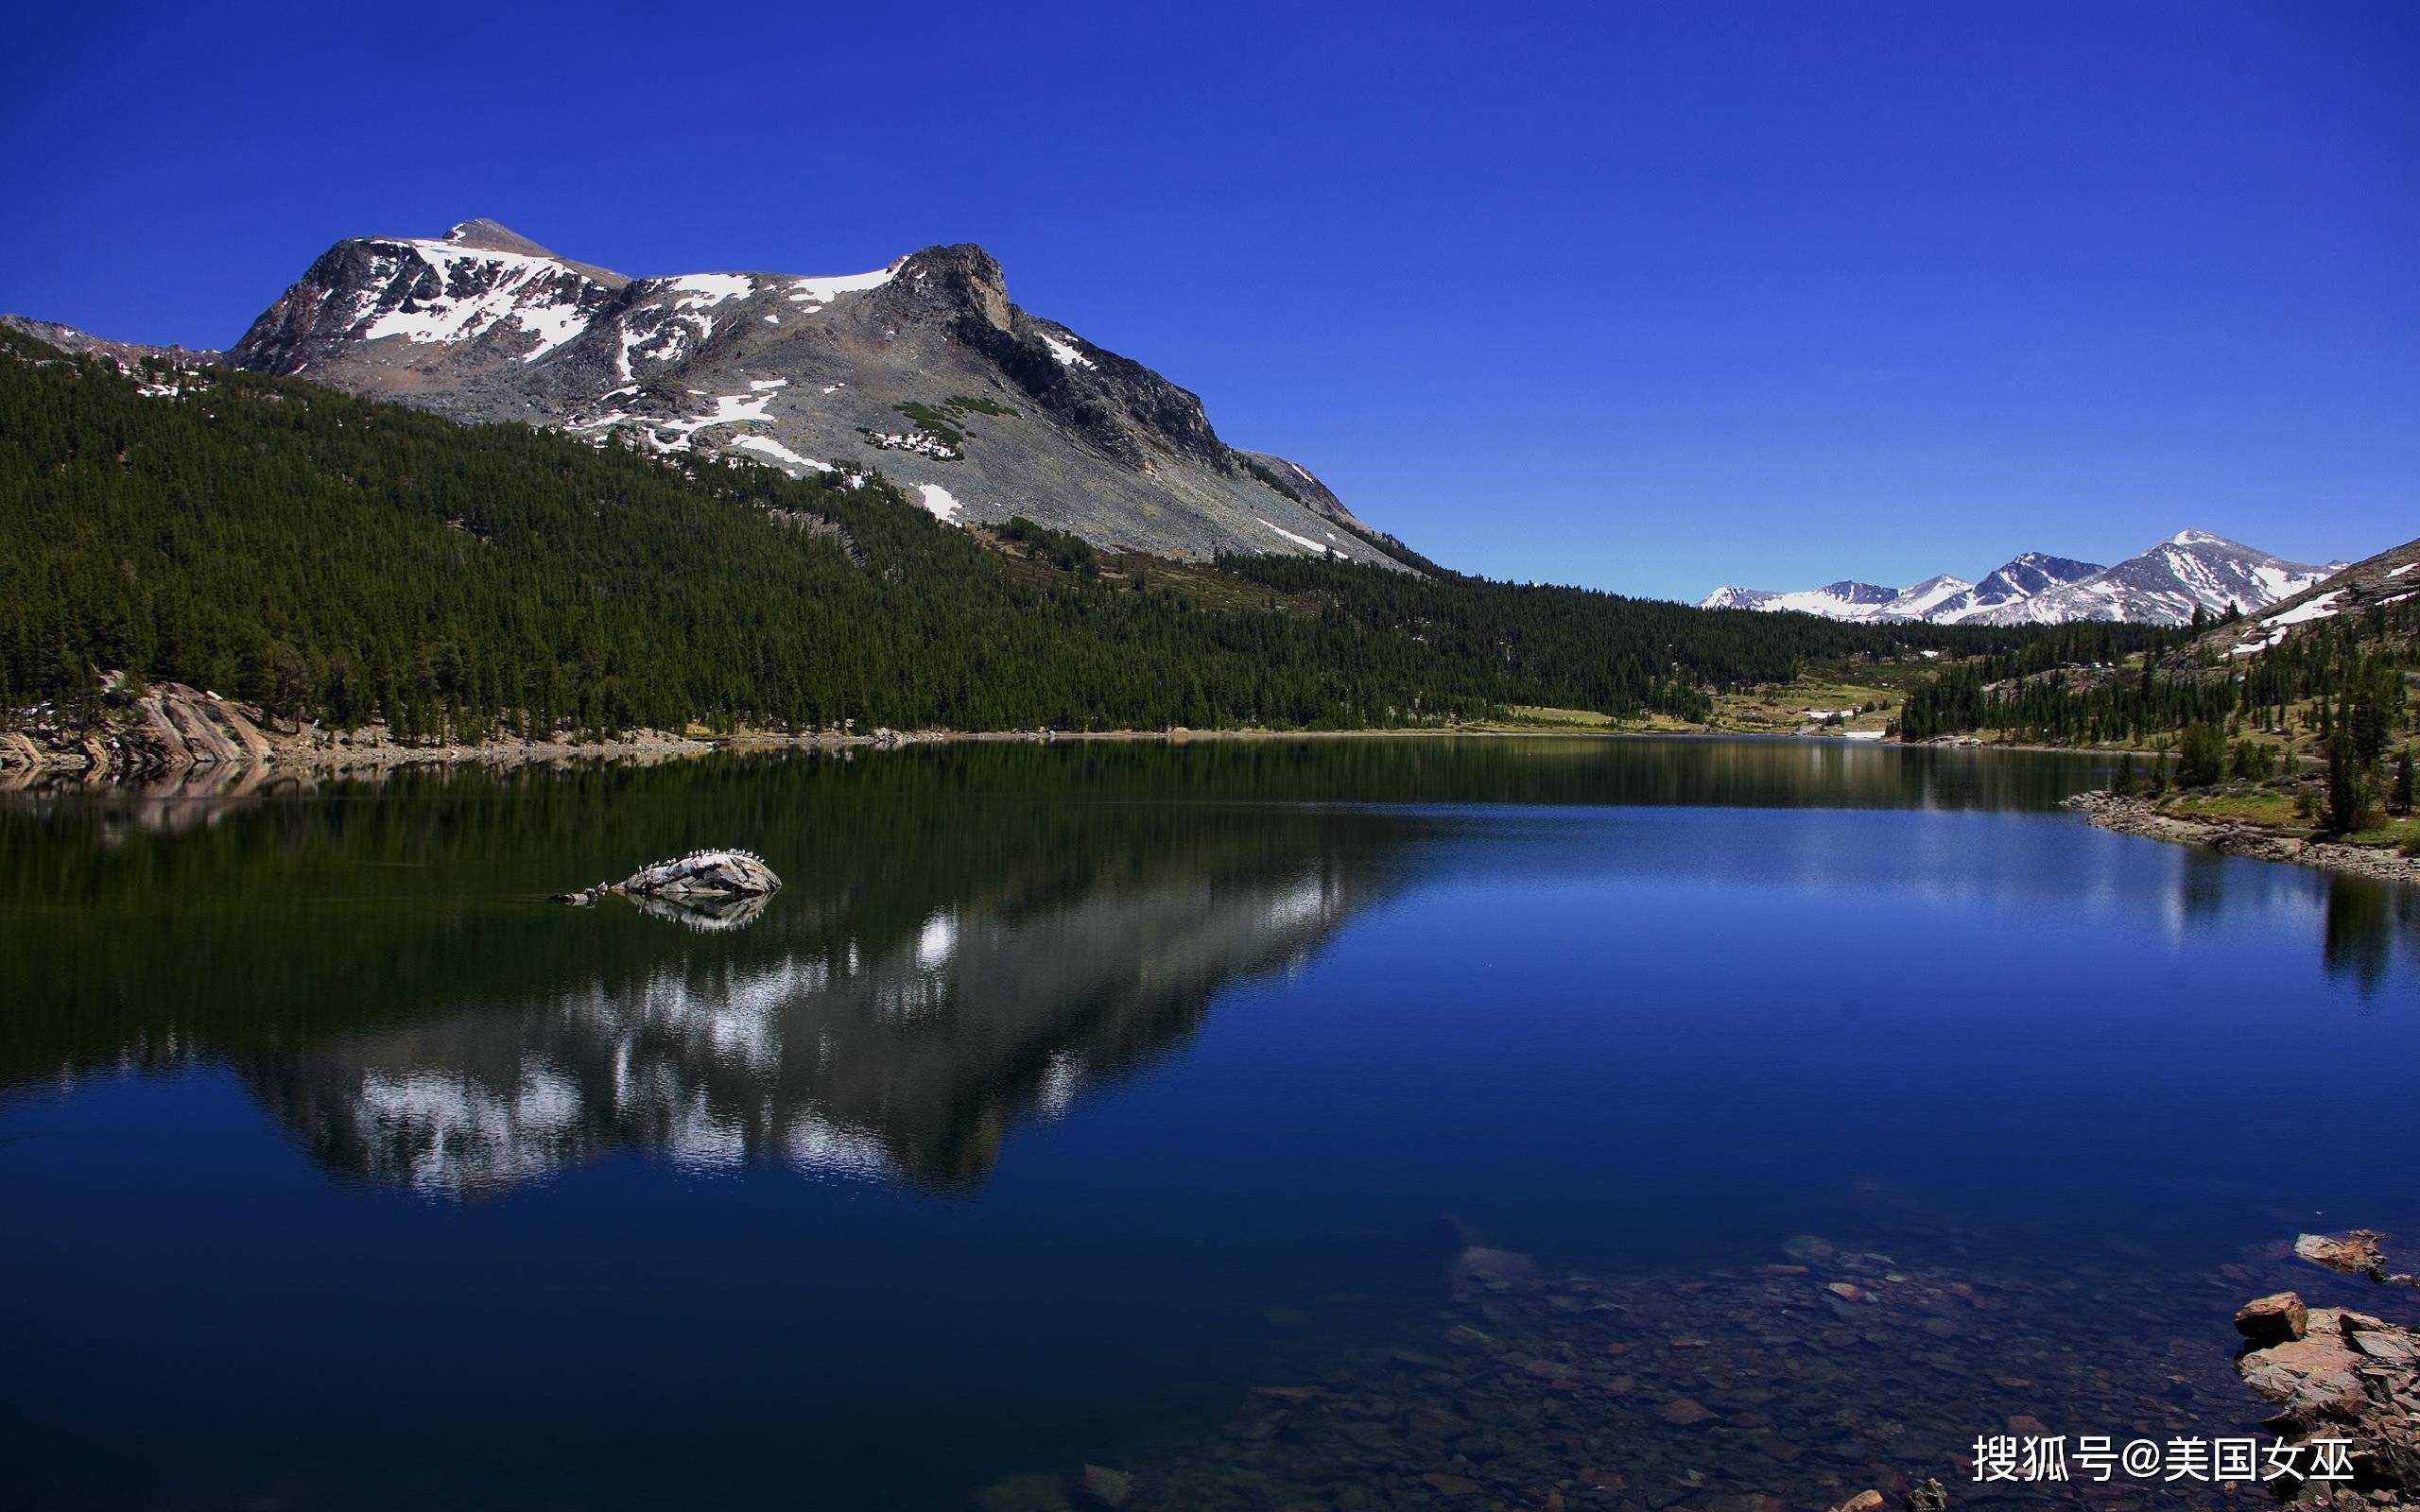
[1454,1246,1537,1284]
[973,1472,1072,1512]
[1077,1464,1135,1509]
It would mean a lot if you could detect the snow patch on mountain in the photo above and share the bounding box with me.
[350,240,602,361]
[1255,517,1326,553]
[1040,332,1097,370]
[786,266,900,310]
[666,274,756,311]
[725,435,831,472]
[2226,590,2347,656]
[914,484,964,524]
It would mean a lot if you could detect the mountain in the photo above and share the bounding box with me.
[2184,533,2420,662]
[195,218,1402,565]
[4,324,2042,760]
[0,314,217,369]
[1701,533,2340,627]
[1921,553,2104,623]
[1968,530,2342,627]
[1700,573,1982,622]
[1699,580,1903,618]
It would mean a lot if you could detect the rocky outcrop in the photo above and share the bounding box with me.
[6,681,280,781]
[2231,1232,2420,1505]
[616,850,781,899]
[2065,790,2420,885]
[558,850,782,909]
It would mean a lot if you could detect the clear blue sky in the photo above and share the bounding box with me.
[4,1,2412,600]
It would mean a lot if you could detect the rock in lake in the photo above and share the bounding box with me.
[2235,1306,2420,1495]
[2296,1229,2389,1277]
[616,849,782,899]
[2233,1291,2309,1347]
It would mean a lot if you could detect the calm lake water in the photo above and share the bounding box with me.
[3,738,2415,1511]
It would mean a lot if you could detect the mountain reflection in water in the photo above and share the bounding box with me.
[4,738,2417,1512]
[3,737,2412,1207]
[267,850,1371,1195]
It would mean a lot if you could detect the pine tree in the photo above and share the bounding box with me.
[2325,731,2371,835]
[2176,722,2225,787]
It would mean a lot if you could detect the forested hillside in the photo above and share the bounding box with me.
[1895,603,2417,748]
[1227,557,2041,722]
[0,332,2049,742]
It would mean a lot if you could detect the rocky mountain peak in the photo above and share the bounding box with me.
[189,220,1404,567]
[441,218,563,259]
[890,244,1012,333]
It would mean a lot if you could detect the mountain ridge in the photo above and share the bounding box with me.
[16,219,1411,568]
[1703,532,2344,627]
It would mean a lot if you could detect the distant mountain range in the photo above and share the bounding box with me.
[1702,531,2345,627]
[4,218,1412,567]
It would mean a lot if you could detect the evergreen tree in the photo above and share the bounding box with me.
[2175,722,2225,787]
[2325,731,2371,835]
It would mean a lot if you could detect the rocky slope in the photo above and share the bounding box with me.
[2178,533,2420,663]
[0,314,218,369]
[183,219,1402,564]
[1704,532,2345,627]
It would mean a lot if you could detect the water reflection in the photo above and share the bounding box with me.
[2324,873,2420,998]
[254,855,1375,1195]
[3,738,2410,1206]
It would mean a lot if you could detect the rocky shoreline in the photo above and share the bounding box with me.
[2232,1231,2420,1506]
[2064,790,2420,886]
[0,684,1946,789]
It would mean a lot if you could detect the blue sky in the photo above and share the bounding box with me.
[4,1,2412,601]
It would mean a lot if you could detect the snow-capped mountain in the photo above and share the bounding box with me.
[22,219,1404,565]
[1920,553,2104,623]
[1969,531,2342,626]
[1701,533,2341,627]
[1700,580,1902,618]
[1699,572,1999,623]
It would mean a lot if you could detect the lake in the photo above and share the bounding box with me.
[2,737,2415,1511]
